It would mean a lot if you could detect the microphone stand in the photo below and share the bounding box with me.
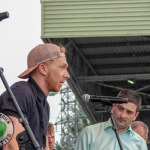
[0,11,9,21]
[105,106,123,150]
[0,67,40,150]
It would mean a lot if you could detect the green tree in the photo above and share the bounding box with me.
[55,141,61,150]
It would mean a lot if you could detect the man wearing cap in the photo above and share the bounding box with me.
[0,43,70,150]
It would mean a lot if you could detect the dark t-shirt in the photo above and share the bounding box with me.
[0,78,50,149]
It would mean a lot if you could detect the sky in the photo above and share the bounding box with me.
[0,0,61,142]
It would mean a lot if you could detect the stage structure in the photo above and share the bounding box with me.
[55,82,89,150]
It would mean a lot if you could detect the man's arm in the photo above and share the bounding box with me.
[3,116,25,150]
[75,128,90,150]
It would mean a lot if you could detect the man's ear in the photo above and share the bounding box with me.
[111,104,116,111]
[38,63,47,76]
[112,103,116,108]
[112,103,116,107]
[145,135,148,142]
[134,111,139,121]
[146,135,148,142]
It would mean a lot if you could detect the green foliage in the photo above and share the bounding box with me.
[49,92,57,96]
[55,141,61,150]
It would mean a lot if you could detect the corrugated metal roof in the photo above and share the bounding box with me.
[41,0,150,38]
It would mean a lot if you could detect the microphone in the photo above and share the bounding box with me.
[0,12,9,21]
[82,94,128,105]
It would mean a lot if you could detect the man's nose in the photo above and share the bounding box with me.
[49,138,52,142]
[64,70,70,79]
[120,111,126,118]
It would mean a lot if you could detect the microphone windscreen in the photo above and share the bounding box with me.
[82,94,90,103]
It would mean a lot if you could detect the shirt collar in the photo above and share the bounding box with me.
[104,118,133,135]
[28,77,46,102]
[104,118,112,130]
[124,125,134,135]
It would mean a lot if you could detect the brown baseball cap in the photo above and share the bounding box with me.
[18,43,65,79]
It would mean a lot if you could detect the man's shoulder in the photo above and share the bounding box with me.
[83,121,105,133]
[1,80,33,100]
[127,129,148,149]
[12,80,30,88]
[132,129,147,141]
[11,80,33,93]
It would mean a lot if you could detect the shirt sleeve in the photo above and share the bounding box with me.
[75,127,91,150]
